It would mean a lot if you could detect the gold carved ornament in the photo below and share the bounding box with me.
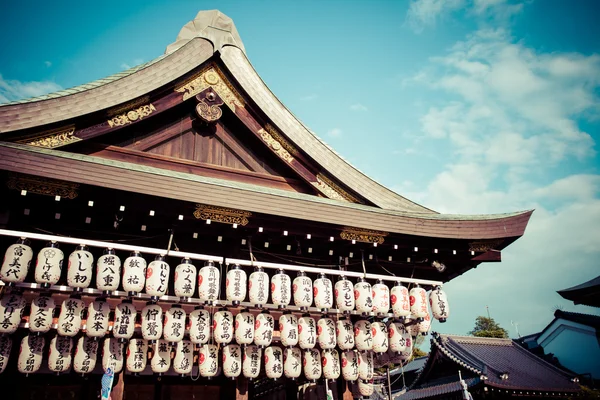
[315,173,362,204]
[258,128,294,163]
[468,239,504,253]
[7,174,79,199]
[340,227,387,244]
[20,125,80,149]
[193,204,252,226]
[107,103,156,128]
[175,64,244,111]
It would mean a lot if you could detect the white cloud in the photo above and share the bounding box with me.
[0,73,62,104]
[327,128,343,138]
[44,61,52,68]
[350,103,368,112]
[300,94,318,101]
[406,0,465,32]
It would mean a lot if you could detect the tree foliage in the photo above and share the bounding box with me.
[468,316,509,338]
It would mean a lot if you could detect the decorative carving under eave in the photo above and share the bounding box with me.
[340,227,388,244]
[468,239,504,252]
[175,64,244,111]
[193,204,252,226]
[311,177,346,202]
[315,173,362,204]
[258,128,294,163]
[195,90,224,123]
[107,103,156,127]
[7,173,79,199]
[21,126,79,149]
[264,124,299,157]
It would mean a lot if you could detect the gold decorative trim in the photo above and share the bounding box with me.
[107,96,150,117]
[312,177,346,202]
[468,239,504,252]
[175,63,244,111]
[193,204,252,226]
[340,227,388,244]
[107,103,156,128]
[316,173,362,204]
[7,173,79,199]
[258,128,294,163]
[265,124,299,157]
[20,125,79,149]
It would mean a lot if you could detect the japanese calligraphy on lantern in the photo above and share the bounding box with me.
[391,283,410,318]
[67,245,94,289]
[226,264,246,304]
[242,344,261,379]
[18,335,44,374]
[265,345,283,379]
[174,258,197,299]
[0,239,33,284]
[86,300,110,339]
[199,344,218,377]
[0,336,11,374]
[223,343,241,378]
[113,301,136,341]
[74,336,98,374]
[283,347,302,379]
[0,292,26,334]
[254,311,274,347]
[164,306,186,343]
[317,317,336,349]
[298,314,316,349]
[336,319,355,350]
[122,251,147,295]
[313,274,333,311]
[48,336,73,373]
[341,350,359,382]
[141,303,163,342]
[126,338,148,373]
[303,348,321,381]
[335,277,355,313]
[293,272,313,309]
[102,338,124,373]
[174,340,193,375]
[271,270,291,308]
[145,255,170,298]
[235,309,254,345]
[189,307,210,345]
[279,312,298,348]
[198,261,220,304]
[249,268,268,307]
[354,279,373,314]
[151,340,171,374]
[214,308,234,344]
[96,250,121,292]
[34,243,64,286]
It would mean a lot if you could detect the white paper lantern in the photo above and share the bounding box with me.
[406,317,420,337]
[199,344,219,378]
[336,319,355,350]
[0,238,33,284]
[303,348,321,381]
[122,251,147,296]
[57,297,84,337]
[67,245,94,290]
[248,267,268,308]
[96,248,121,293]
[388,322,409,353]
[264,345,283,379]
[409,286,428,319]
[293,271,313,310]
[198,260,220,305]
[222,343,241,379]
[271,269,291,308]
[313,273,333,312]
[354,279,373,315]
[0,292,26,334]
[173,340,193,375]
[279,312,298,347]
[298,314,316,349]
[235,309,254,345]
[242,345,261,379]
[418,312,432,335]
[372,280,390,316]
[429,286,450,322]
[391,282,410,318]
[28,295,54,335]
[174,258,197,300]
[214,308,234,344]
[17,335,44,374]
[317,317,336,349]
[322,348,340,380]
[151,340,171,374]
[141,303,163,342]
[358,352,373,381]
[371,321,388,353]
[283,347,302,379]
[254,310,274,347]
[126,338,148,373]
[145,255,170,299]
[341,350,359,382]
[86,299,110,339]
[358,380,374,397]
[0,336,12,374]
[225,264,246,305]
[164,305,186,343]
[34,242,64,287]
[48,335,72,373]
[73,336,98,374]
[189,307,210,345]
[398,335,413,361]
[113,301,136,342]
[354,320,373,352]
[335,276,355,313]
[102,338,124,373]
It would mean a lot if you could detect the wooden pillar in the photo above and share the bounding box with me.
[342,381,353,400]
[111,371,125,400]
[237,376,249,400]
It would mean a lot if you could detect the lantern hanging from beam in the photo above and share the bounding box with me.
[164,305,186,344]
[67,245,94,291]
[341,350,359,382]
[336,319,355,350]
[298,314,316,349]
[222,343,241,379]
[48,335,73,374]
[0,336,11,374]
[313,273,333,312]
[317,316,336,349]
[293,271,313,310]
[173,340,193,376]
[335,276,355,314]
[264,345,283,379]
[225,264,246,305]
[358,380,375,397]
[388,322,409,353]
[371,321,389,353]
[354,278,373,315]
[391,282,410,318]
[73,336,98,374]
[303,348,321,382]
[198,260,220,305]
[0,237,33,284]
[122,251,147,297]
[358,351,374,381]
[254,310,274,348]
[406,316,420,337]
[57,296,84,337]
[174,258,197,301]
[96,248,121,293]
[199,343,219,378]
[102,338,124,373]
[126,338,148,374]
[398,335,413,361]
[235,309,254,345]
[34,241,64,287]
[279,311,298,348]
[0,292,26,334]
[86,299,110,339]
[354,320,373,352]
[322,348,340,380]
[145,254,170,300]
[150,340,171,375]
[189,307,210,345]
[283,347,302,380]
[372,279,390,316]
[113,300,136,342]
[248,266,269,308]
[141,303,163,343]
[271,269,291,308]
[214,308,234,344]
[17,335,44,374]
[242,344,261,380]
[409,285,429,319]
[429,286,450,322]
[418,312,432,335]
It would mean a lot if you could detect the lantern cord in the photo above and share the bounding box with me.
[360,250,367,278]
[31,227,168,243]
[166,229,174,257]
[241,247,362,269]
[375,256,396,277]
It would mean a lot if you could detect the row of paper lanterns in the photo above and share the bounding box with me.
[0,240,450,321]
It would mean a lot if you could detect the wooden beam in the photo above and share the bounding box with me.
[472,250,502,262]
[236,377,249,400]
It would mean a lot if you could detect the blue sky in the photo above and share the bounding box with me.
[1,0,599,344]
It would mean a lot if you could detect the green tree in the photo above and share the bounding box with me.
[468,316,509,338]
